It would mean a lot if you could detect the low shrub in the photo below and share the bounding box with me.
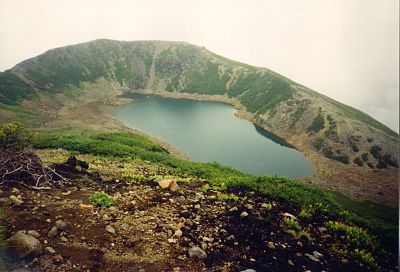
[350,249,378,269]
[0,122,33,150]
[353,157,364,167]
[216,192,240,202]
[308,113,325,133]
[89,192,115,208]
[326,221,378,249]
[283,217,302,231]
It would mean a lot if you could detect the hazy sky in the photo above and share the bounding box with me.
[0,0,398,132]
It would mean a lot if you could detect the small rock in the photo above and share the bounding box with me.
[27,230,40,238]
[106,225,116,235]
[7,231,42,258]
[180,210,190,218]
[261,203,272,209]
[241,270,256,272]
[48,227,58,238]
[305,253,319,262]
[229,206,238,212]
[9,195,23,206]
[194,204,201,209]
[173,229,183,238]
[282,213,297,220]
[121,223,130,230]
[60,236,68,242]
[0,197,12,207]
[55,220,67,231]
[313,251,323,259]
[11,188,20,194]
[227,235,235,241]
[267,241,275,249]
[156,179,179,191]
[188,246,207,259]
[79,204,94,210]
[168,238,177,243]
[44,246,56,254]
[318,227,327,232]
[288,259,294,266]
[52,254,64,264]
[296,241,303,247]
[240,211,249,218]
[102,214,112,221]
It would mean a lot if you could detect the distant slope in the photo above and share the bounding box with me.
[0,39,398,172]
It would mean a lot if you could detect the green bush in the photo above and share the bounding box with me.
[299,207,313,218]
[283,217,302,231]
[326,221,378,249]
[0,122,33,149]
[370,145,382,159]
[308,113,325,133]
[216,192,240,202]
[361,153,369,162]
[89,192,116,208]
[350,249,378,269]
[354,157,364,167]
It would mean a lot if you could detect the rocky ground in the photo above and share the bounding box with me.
[0,155,389,272]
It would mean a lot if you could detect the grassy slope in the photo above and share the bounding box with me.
[32,128,398,257]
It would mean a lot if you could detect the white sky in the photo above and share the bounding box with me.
[0,0,399,132]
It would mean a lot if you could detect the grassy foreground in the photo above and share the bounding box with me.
[32,127,398,259]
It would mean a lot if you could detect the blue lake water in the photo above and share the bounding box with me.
[105,95,314,178]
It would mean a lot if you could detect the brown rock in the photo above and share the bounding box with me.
[156,179,179,191]
[52,254,64,264]
[267,241,275,249]
[79,204,94,210]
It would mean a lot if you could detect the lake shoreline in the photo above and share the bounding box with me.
[108,89,398,207]
[52,88,397,207]
[102,92,315,178]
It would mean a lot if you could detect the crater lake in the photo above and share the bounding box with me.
[104,95,314,178]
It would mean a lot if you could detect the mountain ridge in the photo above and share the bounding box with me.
[0,39,398,205]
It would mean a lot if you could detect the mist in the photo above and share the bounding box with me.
[0,0,398,132]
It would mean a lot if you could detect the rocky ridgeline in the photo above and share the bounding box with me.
[0,159,390,272]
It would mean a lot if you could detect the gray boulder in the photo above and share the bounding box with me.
[7,231,42,258]
[188,246,207,259]
[55,220,67,231]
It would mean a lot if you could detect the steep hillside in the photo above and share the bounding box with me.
[0,39,398,205]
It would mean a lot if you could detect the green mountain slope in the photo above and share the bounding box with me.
[0,39,398,171]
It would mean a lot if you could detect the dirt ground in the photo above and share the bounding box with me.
[1,156,389,272]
